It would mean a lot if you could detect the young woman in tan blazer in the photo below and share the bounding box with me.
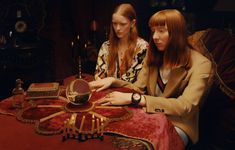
[90,9,212,147]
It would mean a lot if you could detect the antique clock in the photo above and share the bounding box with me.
[14,10,28,33]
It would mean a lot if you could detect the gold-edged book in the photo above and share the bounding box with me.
[26,82,60,99]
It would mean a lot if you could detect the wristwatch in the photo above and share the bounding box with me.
[131,92,141,106]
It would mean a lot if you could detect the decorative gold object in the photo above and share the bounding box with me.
[12,79,25,108]
[62,113,106,141]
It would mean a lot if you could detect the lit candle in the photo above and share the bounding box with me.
[101,118,104,136]
[70,113,76,135]
[91,114,95,134]
[79,115,85,133]
[66,119,70,131]
[96,118,100,134]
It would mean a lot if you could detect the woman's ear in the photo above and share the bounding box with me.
[131,19,136,28]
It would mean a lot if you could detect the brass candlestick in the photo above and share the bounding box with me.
[78,55,82,79]
[71,35,83,79]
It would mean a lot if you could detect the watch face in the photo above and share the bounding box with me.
[133,93,141,100]
[132,93,141,106]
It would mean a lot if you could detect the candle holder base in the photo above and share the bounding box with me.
[62,133,104,142]
[64,101,94,113]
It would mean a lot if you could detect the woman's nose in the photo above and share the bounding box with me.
[153,32,159,40]
[116,24,121,30]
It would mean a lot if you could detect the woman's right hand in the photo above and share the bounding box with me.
[89,77,115,92]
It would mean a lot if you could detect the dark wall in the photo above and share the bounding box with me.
[38,0,140,80]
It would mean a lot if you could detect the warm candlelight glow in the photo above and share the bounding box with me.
[96,118,100,134]
[91,114,95,134]
[66,119,70,133]
[101,118,104,136]
[79,115,85,133]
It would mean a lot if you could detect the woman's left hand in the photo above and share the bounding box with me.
[89,77,115,92]
[96,91,132,106]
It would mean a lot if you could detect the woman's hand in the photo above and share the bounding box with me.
[96,91,132,106]
[89,77,115,92]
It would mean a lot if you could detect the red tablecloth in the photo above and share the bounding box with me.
[0,115,119,150]
[0,87,184,150]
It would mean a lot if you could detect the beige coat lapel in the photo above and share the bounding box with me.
[163,67,187,97]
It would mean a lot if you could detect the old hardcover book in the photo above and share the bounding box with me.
[26,82,60,99]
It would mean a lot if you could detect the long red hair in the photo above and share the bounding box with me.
[108,3,139,76]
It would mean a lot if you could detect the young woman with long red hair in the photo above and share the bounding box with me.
[94,3,148,83]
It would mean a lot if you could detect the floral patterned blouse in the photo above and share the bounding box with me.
[94,38,148,83]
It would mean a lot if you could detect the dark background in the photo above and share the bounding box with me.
[0,0,234,98]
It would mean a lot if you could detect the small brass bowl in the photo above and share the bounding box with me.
[66,79,91,105]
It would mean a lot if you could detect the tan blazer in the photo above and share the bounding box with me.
[116,49,212,144]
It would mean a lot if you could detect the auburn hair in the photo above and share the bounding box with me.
[108,3,138,76]
[148,9,191,69]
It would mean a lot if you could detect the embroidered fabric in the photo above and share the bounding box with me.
[94,38,148,83]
